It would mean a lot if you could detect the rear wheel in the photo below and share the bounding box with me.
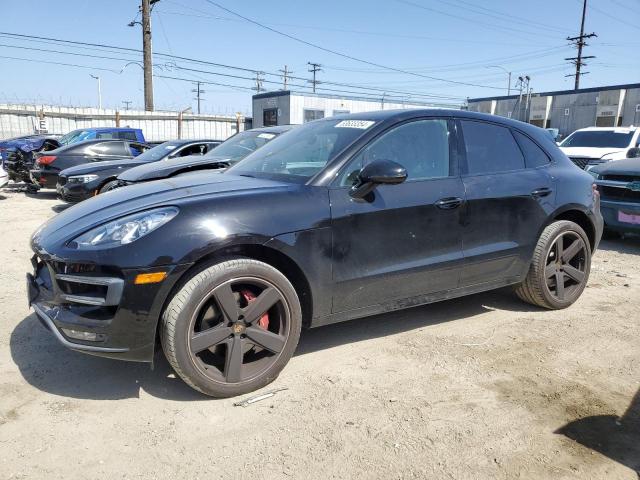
[161,258,302,397]
[99,180,120,194]
[515,220,591,309]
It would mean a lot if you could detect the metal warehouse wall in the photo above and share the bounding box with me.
[252,91,453,128]
[468,85,640,137]
[0,104,246,141]
[288,95,433,125]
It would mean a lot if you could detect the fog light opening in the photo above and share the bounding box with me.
[134,271,168,285]
[61,328,105,342]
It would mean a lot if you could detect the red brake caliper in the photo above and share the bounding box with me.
[239,289,269,329]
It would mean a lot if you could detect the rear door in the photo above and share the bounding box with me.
[329,118,466,313]
[457,119,554,287]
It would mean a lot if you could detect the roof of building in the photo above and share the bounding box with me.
[252,90,457,107]
[468,82,640,103]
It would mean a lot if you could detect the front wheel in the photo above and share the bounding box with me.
[515,220,591,309]
[161,258,302,397]
[99,179,120,194]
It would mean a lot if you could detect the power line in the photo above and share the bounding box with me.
[0,33,469,99]
[201,1,505,91]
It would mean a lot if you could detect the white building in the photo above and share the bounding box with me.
[251,90,460,128]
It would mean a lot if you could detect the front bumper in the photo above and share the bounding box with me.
[57,180,98,203]
[600,199,640,234]
[28,254,192,362]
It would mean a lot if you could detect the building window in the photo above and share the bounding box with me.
[263,108,277,127]
[303,109,325,123]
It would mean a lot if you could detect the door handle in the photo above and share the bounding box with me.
[435,197,463,210]
[531,187,552,198]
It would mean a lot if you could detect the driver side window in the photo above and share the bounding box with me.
[339,119,451,186]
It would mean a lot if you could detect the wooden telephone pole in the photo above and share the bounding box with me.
[141,0,155,110]
[565,0,596,90]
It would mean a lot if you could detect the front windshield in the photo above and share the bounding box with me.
[227,119,377,182]
[206,130,279,161]
[58,129,93,145]
[560,130,634,149]
[135,141,184,162]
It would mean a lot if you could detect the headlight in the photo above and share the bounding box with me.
[69,207,179,249]
[68,174,99,183]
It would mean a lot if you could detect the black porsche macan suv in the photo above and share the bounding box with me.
[27,110,603,397]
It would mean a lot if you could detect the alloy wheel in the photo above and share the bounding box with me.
[544,231,588,302]
[187,277,290,384]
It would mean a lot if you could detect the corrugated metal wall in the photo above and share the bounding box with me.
[0,104,245,141]
[468,86,640,137]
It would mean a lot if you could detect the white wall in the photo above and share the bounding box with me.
[288,95,445,124]
[0,104,245,141]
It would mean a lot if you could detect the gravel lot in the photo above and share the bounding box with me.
[0,188,638,480]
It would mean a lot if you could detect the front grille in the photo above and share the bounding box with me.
[603,174,640,183]
[599,185,640,203]
[569,157,594,170]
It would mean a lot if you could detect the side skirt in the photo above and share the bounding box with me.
[310,276,523,328]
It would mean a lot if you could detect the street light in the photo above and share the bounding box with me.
[89,74,102,110]
[486,65,512,96]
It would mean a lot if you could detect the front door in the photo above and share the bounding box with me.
[329,118,466,314]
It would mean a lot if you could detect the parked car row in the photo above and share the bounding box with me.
[26,109,604,398]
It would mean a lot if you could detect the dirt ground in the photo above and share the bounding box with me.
[0,187,638,480]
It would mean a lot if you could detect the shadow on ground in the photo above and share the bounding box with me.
[598,236,640,255]
[10,288,533,401]
[556,389,640,476]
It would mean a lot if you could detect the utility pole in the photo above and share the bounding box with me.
[279,65,292,90]
[252,72,265,94]
[307,62,322,93]
[90,74,102,109]
[487,65,511,96]
[122,100,132,110]
[191,81,205,114]
[565,0,596,90]
[141,0,155,110]
[515,75,530,121]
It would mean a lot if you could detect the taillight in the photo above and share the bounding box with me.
[37,155,56,165]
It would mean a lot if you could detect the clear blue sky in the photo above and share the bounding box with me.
[0,0,638,114]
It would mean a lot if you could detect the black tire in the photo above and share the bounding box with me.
[515,220,591,310]
[161,258,302,397]
[99,179,120,194]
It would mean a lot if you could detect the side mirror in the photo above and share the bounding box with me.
[349,159,407,199]
[627,147,640,159]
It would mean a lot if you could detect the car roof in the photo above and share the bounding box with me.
[250,125,295,134]
[572,126,637,132]
[83,127,140,132]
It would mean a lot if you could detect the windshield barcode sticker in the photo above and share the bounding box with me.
[335,120,375,129]
[257,133,276,139]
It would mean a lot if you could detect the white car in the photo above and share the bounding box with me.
[559,126,640,170]
[0,162,8,188]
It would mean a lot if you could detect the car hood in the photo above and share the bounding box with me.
[560,147,626,159]
[591,158,640,177]
[118,154,231,182]
[60,158,143,176]
[31,172,289,252]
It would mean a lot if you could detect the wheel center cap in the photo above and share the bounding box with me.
[232,323,246,334]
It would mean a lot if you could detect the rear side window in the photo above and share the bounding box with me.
[96,132,115,139]
[118,131,139,141]
[86,141,129,156]
[461,120,525,175]
[513,131,550,168]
